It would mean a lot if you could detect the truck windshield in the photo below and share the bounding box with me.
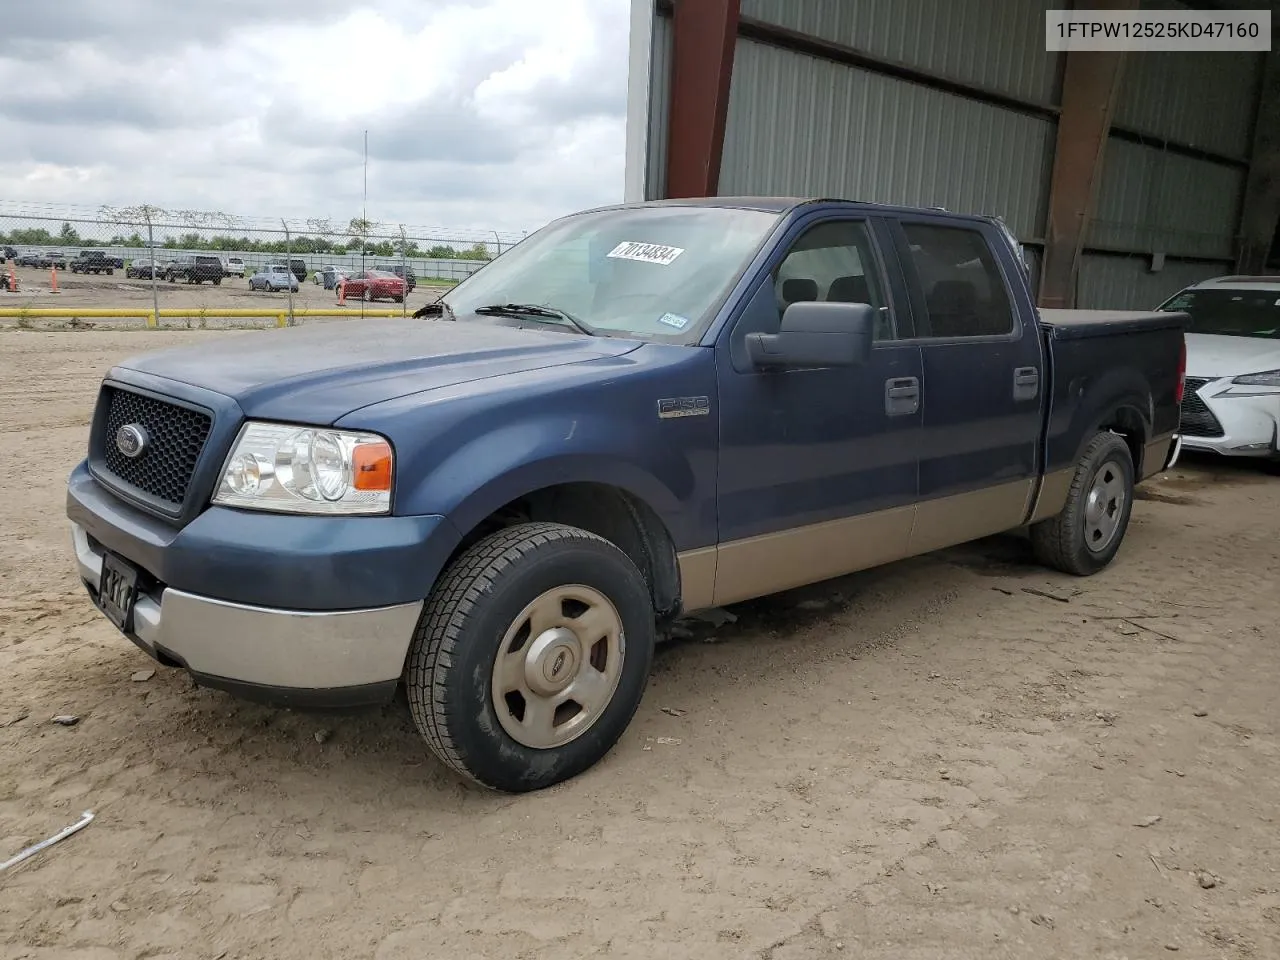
[1159,288,1280,339]
[441,205,781,340]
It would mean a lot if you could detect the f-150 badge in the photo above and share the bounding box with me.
[657,397,710,419]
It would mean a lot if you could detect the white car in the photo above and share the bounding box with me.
[224,257,247,278]
[1157,276,1280,462]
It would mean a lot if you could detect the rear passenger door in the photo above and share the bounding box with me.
[888,217,1045,554]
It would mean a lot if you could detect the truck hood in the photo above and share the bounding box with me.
[115,318,641,423]
[1185,332,1280,379]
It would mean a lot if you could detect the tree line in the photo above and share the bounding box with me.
[0,222,496,261]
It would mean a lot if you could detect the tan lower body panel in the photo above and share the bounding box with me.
[1142,433,1174,479]
[1027,467,1074,524]
[675,546,717,613]
[677,478,1048,613]
[907,478,1034,556]
[704,504,916,609]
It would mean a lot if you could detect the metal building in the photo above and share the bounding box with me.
[623,0,1280,310]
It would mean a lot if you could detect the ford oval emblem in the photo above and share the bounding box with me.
[115,423,150,459]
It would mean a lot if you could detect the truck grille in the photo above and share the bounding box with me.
[1179,378,1224,438]
[98,386,213,508]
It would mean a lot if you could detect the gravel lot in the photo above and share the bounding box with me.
[1,329,1278,960]
[0,265,448,330]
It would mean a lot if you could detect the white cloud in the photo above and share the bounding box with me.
[0,0,632,236]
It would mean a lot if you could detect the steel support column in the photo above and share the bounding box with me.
[1237,51,1280,275]
[1038,0,1136,309]
[665,0,740,198]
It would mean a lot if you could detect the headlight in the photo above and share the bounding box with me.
[1231,369,1280,387]
[213,422,393,515]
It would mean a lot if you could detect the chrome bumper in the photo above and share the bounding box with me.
[72,523,422,692]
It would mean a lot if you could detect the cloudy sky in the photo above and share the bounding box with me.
[0,0,633,236]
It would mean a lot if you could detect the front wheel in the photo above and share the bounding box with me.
[1030,431,1135,576]
[406,522,656,793]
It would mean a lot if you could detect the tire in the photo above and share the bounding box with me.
[214,277,221,286]
[1030,431,1135,576]
[107,269,113,275]
[406,522,656,793]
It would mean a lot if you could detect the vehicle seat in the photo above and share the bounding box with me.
[781,277,819,310]
[827,274,893,339]
[826,274,870,304]
[926,279,979,337]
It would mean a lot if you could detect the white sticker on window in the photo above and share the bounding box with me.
[607,241,685,266]
[658,312,690,330]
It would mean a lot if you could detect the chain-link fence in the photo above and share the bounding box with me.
[0,200,527,326]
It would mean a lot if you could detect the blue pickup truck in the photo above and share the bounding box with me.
[67,198,1187,792]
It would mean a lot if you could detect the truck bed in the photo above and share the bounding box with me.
[1039,308,1189,340]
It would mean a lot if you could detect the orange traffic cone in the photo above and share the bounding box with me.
[50,265,59,293]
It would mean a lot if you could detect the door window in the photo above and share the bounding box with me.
[770,220,895,341]
[899,223,1015,338]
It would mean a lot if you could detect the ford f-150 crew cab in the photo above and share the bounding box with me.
[66,198,1188,793]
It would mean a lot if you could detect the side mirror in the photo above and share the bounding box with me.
[746,301,875,370]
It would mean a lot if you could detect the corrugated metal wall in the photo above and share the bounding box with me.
[1113,50,1260,159]
[642,0,1263,309]
[1078,254,1226,311]
[718,39,1055,239]
[645,11,672,202]
[740,0,1060,104]
[1090,138,1245,262]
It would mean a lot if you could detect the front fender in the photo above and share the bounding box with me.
[393,414,702,548]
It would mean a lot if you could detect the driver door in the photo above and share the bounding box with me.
[712,216,923,607]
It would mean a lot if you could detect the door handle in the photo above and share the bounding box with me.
[885,376,920,416]
[1013,366,1039,401]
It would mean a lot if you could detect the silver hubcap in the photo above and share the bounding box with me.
[1083,459,1127,553]
[491,584,625,749]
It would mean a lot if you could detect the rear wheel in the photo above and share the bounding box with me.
[1031,432,1135,576]
[406,522,656,793]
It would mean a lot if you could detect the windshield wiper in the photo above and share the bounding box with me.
[411,299,455,320]
[473,303,596,336]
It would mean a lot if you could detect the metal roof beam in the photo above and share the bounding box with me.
[665,0,740,198]
[1038,0,1139,309]
[1237,51,1280,274]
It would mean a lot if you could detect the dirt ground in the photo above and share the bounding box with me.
[1,328,1278,960]
[0,265,448,331]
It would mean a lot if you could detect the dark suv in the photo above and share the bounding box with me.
[166,254,224,285]
[385,264,417,291]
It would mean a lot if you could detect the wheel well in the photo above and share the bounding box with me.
[449,483,683,619]
[1098,406,1146,475]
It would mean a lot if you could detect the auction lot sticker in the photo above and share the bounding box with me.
[607,242,685,266]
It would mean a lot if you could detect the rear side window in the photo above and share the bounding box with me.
[900,223,1015,338]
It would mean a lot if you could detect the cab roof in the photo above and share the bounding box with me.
[581,195,1000,225]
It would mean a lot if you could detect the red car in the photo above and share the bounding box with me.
[341,270,407,303]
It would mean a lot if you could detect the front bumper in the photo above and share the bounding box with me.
[1181,379,1280,458]
[73,523,422,707]
[66,459,463,708]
